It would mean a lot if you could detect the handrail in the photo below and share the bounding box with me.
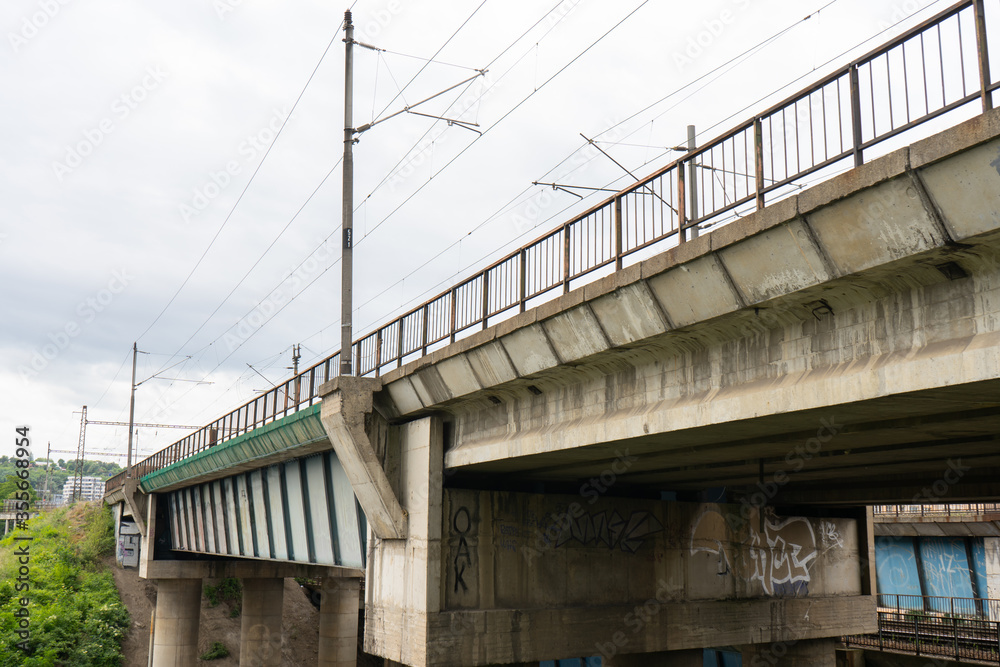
[106,0,996,496]
[877,594,1000,620]
[873,503,1000,519]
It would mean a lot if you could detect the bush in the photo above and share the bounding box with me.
[204,577,242,617]
[200,641,230,660]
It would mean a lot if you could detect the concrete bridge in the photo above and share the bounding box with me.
[102,3,1000,665]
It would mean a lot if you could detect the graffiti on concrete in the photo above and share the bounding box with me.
[819,520,844,549]
[544,509,664,554]
[691,510,825,596]
[453,506,472,594]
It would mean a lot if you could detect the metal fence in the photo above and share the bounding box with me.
[878,594,1000,620]
[874,503,1000,520]
[846,609,1000,663]
[105,0,998,495]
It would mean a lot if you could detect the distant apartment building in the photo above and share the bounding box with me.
[61,476,103,503]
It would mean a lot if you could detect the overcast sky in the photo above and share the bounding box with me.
[0,0,962,462]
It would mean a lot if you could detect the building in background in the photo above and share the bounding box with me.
[61,476,104,503]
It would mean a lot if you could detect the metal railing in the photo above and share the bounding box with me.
[105,0,997,496]
[846,609,1000,663]
[874,503,1000,520]
[0,500,58,513]
[878,594,1000,620]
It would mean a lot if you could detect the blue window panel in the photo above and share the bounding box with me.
[703,648,742,666]
[540,662,556,667]
[559,661,582,667]
[720,650,742,666]
[971,538,988,600]
[584,659,601,667]
[920,537,975,610]
[875,536,923,607]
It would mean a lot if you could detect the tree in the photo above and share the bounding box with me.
[0,474,38,504]
[57,458,66,468]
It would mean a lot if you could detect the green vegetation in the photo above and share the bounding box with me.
[0,458,122,503]
[203,577,242,617]
[199,641,230,660]
[0,502,130,665]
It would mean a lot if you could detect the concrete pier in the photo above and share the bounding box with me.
[240,578,284,666]
[150,578,201,667]
[319,576,361,666]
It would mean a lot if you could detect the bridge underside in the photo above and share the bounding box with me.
[444,376,1000,506]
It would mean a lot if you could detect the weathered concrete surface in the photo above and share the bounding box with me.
[442,491,860,608]
[365,430,874,666]
[150,578,201,667]
[354,108,1000,505]
[742,638,836,667]
[365,417,444,666]
[319,577,361,667]
[240,578,284,666]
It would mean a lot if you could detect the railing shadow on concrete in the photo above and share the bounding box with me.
[106,0,999,496]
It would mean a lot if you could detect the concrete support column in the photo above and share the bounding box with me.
[605,649,702,666]
[151,578,201,667]
[319,577,360,666]
[740,638,836,667]
[240,578,284,666]
[984,537,1000,620]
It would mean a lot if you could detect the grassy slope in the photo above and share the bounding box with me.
[0,502,129,666]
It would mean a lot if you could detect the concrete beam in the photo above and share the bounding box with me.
[604,649,703,666]
[741,638,836,667]
[142,559,363,581]
[319,376,407,540]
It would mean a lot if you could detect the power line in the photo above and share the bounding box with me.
[357,0,653,245]
[136,9,356,352]
[370,0,490,123]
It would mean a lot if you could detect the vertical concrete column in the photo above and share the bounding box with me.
[605,649,703,666]
[319,576,361,666]
[151,578,201,667]
[240,578,284,666]
[740,638,836,666]
[985,537,1000,620]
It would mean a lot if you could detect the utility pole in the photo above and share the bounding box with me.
[291,344,302,405]
[341,9,355,376]
[127,342,137,477]
[43,441,51,503]
[73,406,87,502]
[687,125,699,240]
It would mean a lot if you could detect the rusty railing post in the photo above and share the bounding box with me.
[973,0,993,111]
[677,162,687,242]
[850,64,864,167]
[519,248,527,312]
[482,270,490,329]
[449,286,458,343]
[614,195,623,270]
[754,117,765,209]
[562,224,571,292]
